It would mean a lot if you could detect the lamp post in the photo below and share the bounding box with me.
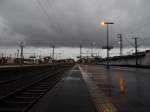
[101,22,114,69]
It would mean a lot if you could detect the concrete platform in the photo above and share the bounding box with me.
[29,65,97,112]
[80,64,150,112]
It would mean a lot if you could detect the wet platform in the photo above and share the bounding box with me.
[29,65,97,112]
[80,64,150,112]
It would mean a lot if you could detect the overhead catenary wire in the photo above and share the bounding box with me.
[35,0,51,23]
[34,0,57,36]
[45,0,62,34]
[124,38,135,47]
[34,0,60,46]
[137,37,150,47]
[35,0,62,41]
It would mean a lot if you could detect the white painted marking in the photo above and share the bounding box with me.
[78,65,117,112]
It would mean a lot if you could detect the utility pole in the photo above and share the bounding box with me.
[49,47,51,58]
[91,43,93,57]
[91,42,96,57]
[52,45,55,60]
[86,50,89,64]
[17,49,19,59]
[80,45,82,59]
[117,34,123,56]
[1,52,4,64]
[20,42,24,64]
[132,37,138,66]
[17,49,19,64]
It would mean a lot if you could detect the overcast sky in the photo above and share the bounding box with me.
[0,0,150,47]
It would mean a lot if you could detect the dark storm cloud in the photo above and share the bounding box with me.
[0,0,150,47]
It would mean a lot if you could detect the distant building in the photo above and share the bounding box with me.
[99,50,150,66]
[77,56,102,64]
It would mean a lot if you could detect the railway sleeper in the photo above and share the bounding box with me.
[4,97,36,102]
[24,89,46,93]
[0,101,27,110]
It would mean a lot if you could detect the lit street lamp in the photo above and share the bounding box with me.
[101,21,114,69]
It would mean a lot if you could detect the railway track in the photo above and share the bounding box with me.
[0,67,70,112]
[0,65,69,97]
[0,69,50,84]
[0,66,53,84]
[0,68,54,97]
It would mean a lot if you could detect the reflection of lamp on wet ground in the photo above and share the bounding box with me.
[119,79,125,94]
